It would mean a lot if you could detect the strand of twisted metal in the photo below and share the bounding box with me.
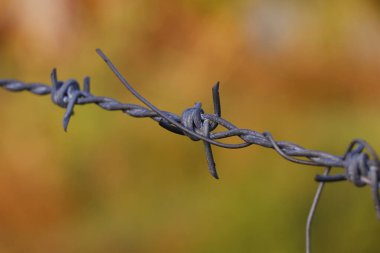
[1,50,379,220]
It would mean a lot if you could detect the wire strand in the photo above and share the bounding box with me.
[1,48,380,252]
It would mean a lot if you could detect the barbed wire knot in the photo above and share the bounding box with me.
[181,102,205,141]
[181,102,219,178]
[50,69,91,131]
[315,139,380,218]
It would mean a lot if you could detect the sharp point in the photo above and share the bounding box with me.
[63,117,69,132]
[210,168,219,179]
[51,68,57,81]
[212,172,219,180]
[213,81,220,91]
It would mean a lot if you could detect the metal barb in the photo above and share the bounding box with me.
[202,119,219,179]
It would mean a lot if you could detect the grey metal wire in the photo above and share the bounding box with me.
[306,167,331,253]
[1,49,379,252]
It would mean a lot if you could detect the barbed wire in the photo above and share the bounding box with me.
[1,48,379,252]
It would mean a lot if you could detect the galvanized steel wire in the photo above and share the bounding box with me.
[1,49,379,252]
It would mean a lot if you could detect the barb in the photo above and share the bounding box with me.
[1,48,380,251]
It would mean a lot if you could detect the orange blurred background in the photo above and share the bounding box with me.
[0,0,380,252]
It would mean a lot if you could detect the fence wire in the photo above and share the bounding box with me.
[1,49,379,252]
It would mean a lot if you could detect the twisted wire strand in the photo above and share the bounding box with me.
[1,50,380,220]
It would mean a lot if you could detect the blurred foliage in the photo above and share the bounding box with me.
[0,0,380,252]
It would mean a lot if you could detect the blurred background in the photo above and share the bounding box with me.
[0,0,380,252]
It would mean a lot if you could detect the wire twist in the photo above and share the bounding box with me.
[1,49,379,252]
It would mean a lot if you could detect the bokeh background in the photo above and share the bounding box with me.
[1,0,380,252]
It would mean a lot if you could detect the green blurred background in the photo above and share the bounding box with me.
[0,0,380,252]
